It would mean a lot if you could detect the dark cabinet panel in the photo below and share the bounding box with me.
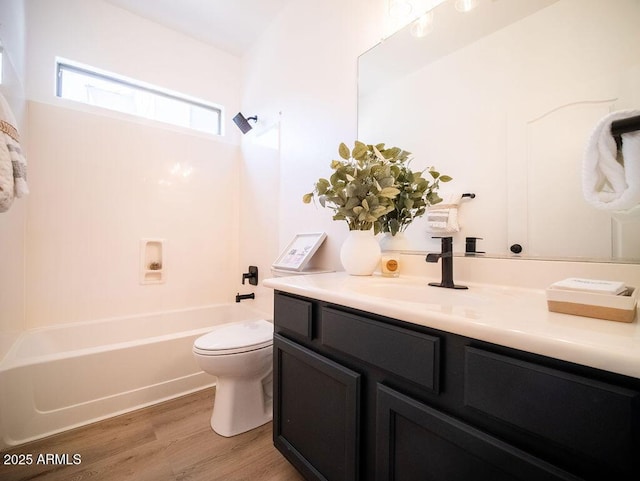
[274,294,313,339]
[321,307,440,392]
[464,347,640,475]
[274,333,361,481]
[273,293,640,481]
[376,384,582,481]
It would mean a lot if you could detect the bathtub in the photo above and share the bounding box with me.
[0,303,269,449]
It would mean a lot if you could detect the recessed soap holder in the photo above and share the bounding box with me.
[140,239,165,284]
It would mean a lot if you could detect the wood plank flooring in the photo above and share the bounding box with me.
[0,388,304,481]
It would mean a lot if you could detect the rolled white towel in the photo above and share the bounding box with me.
[582,110,640,211]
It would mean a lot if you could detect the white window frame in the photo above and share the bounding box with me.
[55,60,223,136]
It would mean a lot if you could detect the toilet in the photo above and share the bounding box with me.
[192,319,274,437]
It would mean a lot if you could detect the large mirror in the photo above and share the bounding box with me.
[358,0,640,262]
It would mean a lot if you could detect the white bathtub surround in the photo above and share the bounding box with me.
[583,109,640,211]
[25,102,242,327]
[21,0,244,329]
[0,303,268,449]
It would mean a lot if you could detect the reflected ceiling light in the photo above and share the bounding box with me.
[389,0,413,19]
[410,11,435,38]
[455,0,478,13]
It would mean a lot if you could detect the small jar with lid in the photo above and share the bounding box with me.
[381,253,400,277]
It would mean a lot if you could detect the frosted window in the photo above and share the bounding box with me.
[56,61,222,135]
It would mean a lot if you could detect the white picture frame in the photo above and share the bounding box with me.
[272,232,327,272]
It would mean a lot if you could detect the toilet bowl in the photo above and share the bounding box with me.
[192,319,274,437]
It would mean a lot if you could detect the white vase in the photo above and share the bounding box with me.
[340,230,381,276]
[379,232,410,252]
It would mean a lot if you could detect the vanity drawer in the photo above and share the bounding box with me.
[464,347,639,474]
[321,307,440,392]
[274,293,313,340]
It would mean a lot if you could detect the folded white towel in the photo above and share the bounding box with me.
[0,92,28,213]
[582,110,640,211]
[426,193,462,233]
[0,139,13,212]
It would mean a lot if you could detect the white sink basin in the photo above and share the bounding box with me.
[345,278,489,308]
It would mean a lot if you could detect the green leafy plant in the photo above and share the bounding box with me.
[303,141,451,233]
[379,161,452,236]
[302,141,404,231]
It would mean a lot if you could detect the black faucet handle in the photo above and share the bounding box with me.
[241,265,259,285]
[465,237,485,255]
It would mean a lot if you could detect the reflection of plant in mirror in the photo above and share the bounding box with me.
[303,141,451,233]
[380,161,451,236]
[303,141,402,231]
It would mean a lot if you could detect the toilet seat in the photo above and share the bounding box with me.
[193,319,273,356]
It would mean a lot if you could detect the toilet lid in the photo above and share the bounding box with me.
[194,319,273,354]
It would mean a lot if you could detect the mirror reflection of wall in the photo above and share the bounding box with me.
[358,0,640,262]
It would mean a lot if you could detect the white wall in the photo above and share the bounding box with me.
[241,0,384,288]
[25,0,241,128]
[20,0,244,327]
[0,0,28,353]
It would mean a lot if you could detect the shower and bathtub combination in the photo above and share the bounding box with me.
[0,303,271,449]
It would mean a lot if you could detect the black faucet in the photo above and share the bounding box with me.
[425,237,467,289]
[242,266,259,286]
[235,292,255,303]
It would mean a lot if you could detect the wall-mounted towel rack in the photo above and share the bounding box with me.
[462,193,476,199]
[611,114,640,149]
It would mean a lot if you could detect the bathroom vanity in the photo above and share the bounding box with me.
[265,273,640,481]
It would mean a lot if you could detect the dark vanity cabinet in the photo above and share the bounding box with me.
[272,291,640,481]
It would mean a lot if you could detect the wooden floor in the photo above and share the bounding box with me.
[0,388,304,481]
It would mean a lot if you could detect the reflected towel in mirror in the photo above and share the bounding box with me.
[426,193,462,233]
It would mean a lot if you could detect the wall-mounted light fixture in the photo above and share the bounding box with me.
[232,112,258,134]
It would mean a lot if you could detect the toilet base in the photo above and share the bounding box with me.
[210,373,273,437]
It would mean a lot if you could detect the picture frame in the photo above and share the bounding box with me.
[272,232,327,272]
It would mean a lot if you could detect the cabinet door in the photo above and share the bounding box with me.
[274,334,361,481]
[464,346,639,477]
[375,384,582,481]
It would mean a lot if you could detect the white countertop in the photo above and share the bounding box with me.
[264,272,640,379]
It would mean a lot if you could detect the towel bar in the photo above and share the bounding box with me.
[611,114,640,149]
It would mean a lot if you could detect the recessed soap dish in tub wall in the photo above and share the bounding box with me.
[140,239,165,284]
